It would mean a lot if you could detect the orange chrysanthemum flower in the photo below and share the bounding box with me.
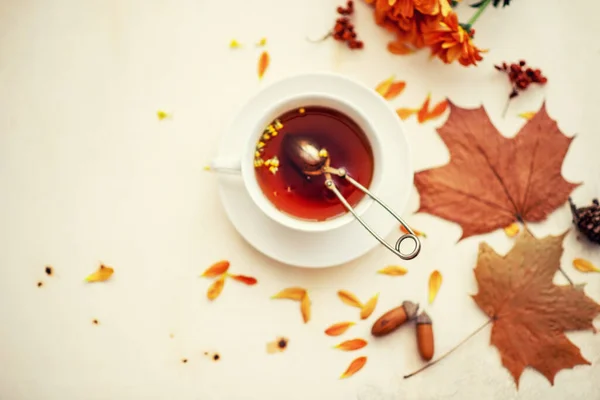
[423,12,484,66]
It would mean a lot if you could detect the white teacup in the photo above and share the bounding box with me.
[210,92,384,233]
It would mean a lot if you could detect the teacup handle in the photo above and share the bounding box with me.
[208,158,242,174]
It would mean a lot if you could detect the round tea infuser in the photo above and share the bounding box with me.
[283,135,421,260]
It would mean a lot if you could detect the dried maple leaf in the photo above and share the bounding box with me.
[415,102,579,240]
[85,264,114,282]
[258,51,270,79]
[325,322,355,336]
[472,231,600,386]
[202,260,230,277]
[360,293,379,319]
[337,290,363,308]
[334,338,368,351]
[340,356,367,379]
[207,275,226,301]
[377,266,408,276]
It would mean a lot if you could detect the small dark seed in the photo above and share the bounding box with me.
[213,354,220,361]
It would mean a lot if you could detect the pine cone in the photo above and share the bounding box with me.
[569,198,600,245]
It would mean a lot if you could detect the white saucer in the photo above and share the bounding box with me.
[216,72,412,268]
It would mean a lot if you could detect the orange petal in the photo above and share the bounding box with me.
[85,264,114,282]
[334,338,368,351]
[207,274,226,300]
[400,224,427,237]
[428,270,442,304]
[417,94,431,123]
[340,356,367,379]
[360,293,379,320]
[387,41,415,55]
[375,75,395,97]
[384,81,407,100]
[377,266,408,276]
[573,258,600,273]
[337,290,363,308]
[202,260,230,277]
[258,51,270,79]
[325,322,355,336]
[424,99,449,122]
[518,111,536,120]
[503,222,520,238]
[272,287,306,301]
[301,293,311,323]
[229,274,258,285]
[396,108,418,120]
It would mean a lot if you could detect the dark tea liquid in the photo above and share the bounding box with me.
[254,106,375,221]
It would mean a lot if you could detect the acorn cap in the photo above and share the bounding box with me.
[416,311,432,325]
[402,301,419,320]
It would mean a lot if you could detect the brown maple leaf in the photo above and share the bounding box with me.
[472,231,600,387]
[415,102,579,239]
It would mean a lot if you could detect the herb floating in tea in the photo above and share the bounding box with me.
[201,260,257,301]
[340,356,367,379]
[569,198,600,245]
[85,264,114,283]
[472,231,600,386]
[309,1,364,50]
[495,60,547,116]
[325,322,355,336]
[414,102,579,240]
[428,271,442,304]
[572,258,600,273]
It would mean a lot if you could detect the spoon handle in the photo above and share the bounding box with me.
[324,169,421,260]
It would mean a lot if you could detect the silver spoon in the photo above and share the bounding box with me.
[284,136,421,260]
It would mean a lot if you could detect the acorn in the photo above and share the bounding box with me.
[371,300,419,337]
[416,311,434,361]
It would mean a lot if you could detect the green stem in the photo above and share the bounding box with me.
[467,0,493,27]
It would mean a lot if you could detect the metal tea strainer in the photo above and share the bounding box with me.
[283,136,421,260]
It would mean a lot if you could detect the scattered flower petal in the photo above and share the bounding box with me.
[202,260,230,278]
[503,222,520,238]
[229,39,241,48]
[519,111,536,120]
[207,274,226,301]
[400,225,427,237]
[337,290,363,308]
[427,99,449,120]
[156,110,171,120]
[360,293,379,320]
[384,81,407,100]
[396,108,419,120]
[340,356,367,379]
[375,75,395,97]
[387,41,414,55]
[573,258,600,273]
[428,270,442,304]
[258,51,270,79]
[417,94,432,123]
[271,287,307,301]
[377,266,408,276]
[334,338,368,351]
[325,322,355,336]
[85,264,114,283]
[256,37,267,47]
[266,337,289,354]
[301,293,311,323]
[229,274,258,285]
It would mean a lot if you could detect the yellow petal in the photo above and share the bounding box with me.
[375,75,395,97]
[428,270,442,304]
[439,0,452,16]
[207,274,226,300]
[377,266,408,276]
[301,293,311,323]
[85,264,114,282]
[518,111,536,120]
[340,356,367,379]
[324,322,355,336]
[503,222,520,238]
[271,287,307,301]
[572,258,600,273]
[334,338,367,351]
[156,110,171,120]
[229,39,241,48]
[360,293,379,320]
[396,108,418,120]
[201,260,230,277]
[256,37,267,47]
[400,224,427,238]
[337,290,363,308]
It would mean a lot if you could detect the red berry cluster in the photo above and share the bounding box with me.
[333,1,363,50]
[495,60,548,98]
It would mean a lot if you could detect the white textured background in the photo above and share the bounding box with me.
[1,0,599,399]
